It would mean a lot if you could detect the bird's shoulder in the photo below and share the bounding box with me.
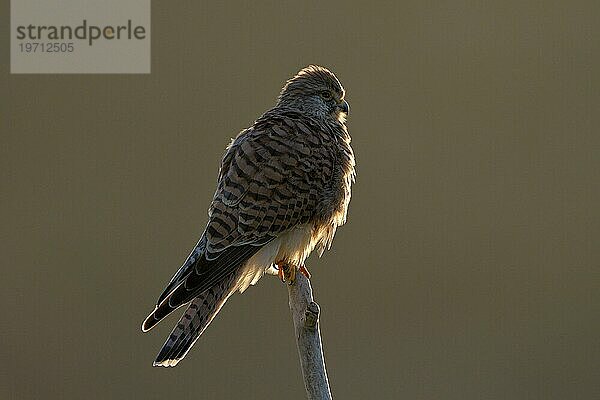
[218,109,339,185]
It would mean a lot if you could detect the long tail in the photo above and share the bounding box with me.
[152,273,238,367]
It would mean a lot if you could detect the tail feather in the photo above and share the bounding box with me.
[152,273,238,367]
[141,244,260,333]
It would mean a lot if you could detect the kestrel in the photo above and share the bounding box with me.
[141,65,355,367]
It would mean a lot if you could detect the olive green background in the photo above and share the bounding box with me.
[2,1,598,399]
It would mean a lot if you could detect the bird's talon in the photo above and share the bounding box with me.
[287,264,296,285]
[276,262,297,285]
[299,265,311,279]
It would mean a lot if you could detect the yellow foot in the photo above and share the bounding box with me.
[299,264,311,279]
[276,262,297,285]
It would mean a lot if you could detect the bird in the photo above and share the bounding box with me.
[141,65,355,367]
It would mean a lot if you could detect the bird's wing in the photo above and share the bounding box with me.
[142,115,335,332]
[205,117,332,255]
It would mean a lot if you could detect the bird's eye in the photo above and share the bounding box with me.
[320,91,333,100]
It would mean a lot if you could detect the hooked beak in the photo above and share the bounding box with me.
[336,100,349,115]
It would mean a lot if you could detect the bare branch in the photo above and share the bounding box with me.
[287,272,333,400]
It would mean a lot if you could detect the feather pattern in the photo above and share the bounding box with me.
[153,272,239,367]
[141,65,355,366]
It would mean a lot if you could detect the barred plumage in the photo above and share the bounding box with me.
[142,65,355,367]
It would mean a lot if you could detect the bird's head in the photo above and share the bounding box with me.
[277,65,349,123]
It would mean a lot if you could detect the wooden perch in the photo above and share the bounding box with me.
[287,272,333,400]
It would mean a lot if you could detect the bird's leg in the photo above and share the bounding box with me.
[276,262,297,285]
[277,263,286,283]
[299,264,311,279]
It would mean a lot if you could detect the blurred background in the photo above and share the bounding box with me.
[1,1,598,399]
